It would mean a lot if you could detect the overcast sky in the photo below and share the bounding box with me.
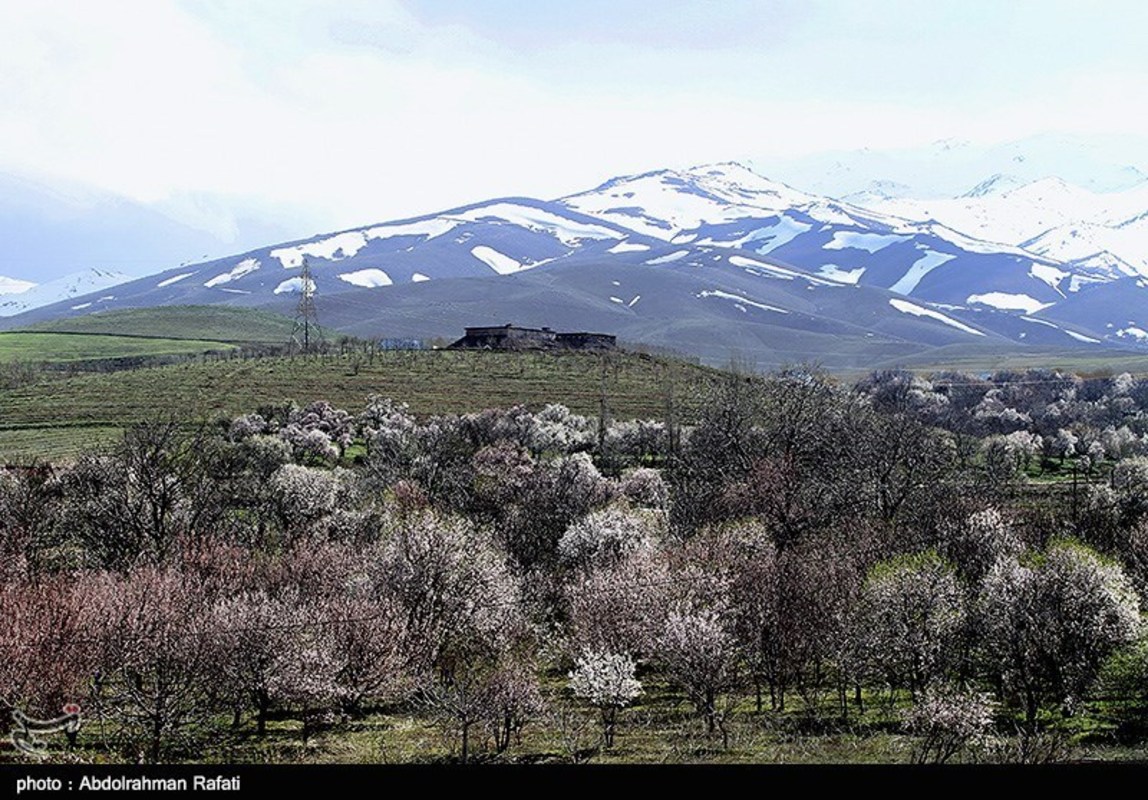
[2,0,1147,236]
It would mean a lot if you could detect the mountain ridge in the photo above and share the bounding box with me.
[6,161,1147,369]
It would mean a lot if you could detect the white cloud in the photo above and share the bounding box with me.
[0,0,1146,239]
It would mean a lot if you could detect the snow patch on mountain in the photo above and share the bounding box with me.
[889,298,984,336]
[1117,327,1148,341]
[274,277,314,295]
[1029,262,1069,292]
[967,292,1052,314]
[817,265,865,284]
[411,273,430,283]
[824,231,908,253]
[272,232,369,269]
[607,240,650,254]
[697,289,789,313]
[0,269,129,317]
[728,255,836,286]
[645,250,689,265]
[456,203,622,246]
[700,216,812,253]
[204,258,260,288]
[1065,329,1101,343]
[339,268,393,288]
[889,250,957,294]
[0,276,36,295]
[855,175,1148,278]
[157,272,195,288]
[471,245,524,275]
[364,218,459,243]
[561,163,818,240]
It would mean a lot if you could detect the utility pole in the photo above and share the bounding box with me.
[290,257,325,354]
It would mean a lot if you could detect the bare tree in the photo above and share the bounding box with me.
[85,567,219,762]
[60,422,225,569]
[0,573,93,721]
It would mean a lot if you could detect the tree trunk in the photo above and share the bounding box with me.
[149,717,163,764]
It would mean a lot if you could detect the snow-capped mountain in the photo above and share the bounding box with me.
[5,161,1144,368]
[560,163,1091,315]
[0,275,36,296]
[0,269,130,317]
[750,132,1148,200]
[855,176,1148,282]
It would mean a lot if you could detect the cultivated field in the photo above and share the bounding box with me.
[0,350,721,463]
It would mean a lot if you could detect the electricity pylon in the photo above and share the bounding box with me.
[290,257,325,353]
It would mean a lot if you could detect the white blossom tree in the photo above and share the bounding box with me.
[567,549,670,659]
[852,551,966,699]
[980,540,1141,725]
[656,605,739,737]
[903,686,995,764]
[568,650,642,748]
[938,507,1023,585]
[531,404,596,455]
[267,464,343,540]
[558,505,660,572]
[618,468,670,510]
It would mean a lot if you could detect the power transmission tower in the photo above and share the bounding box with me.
[290,257,325,353]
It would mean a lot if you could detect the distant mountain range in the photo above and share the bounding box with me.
[5,159,1148,368]
[0,269,129,317]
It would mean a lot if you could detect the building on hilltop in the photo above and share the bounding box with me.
[448,324,616,352]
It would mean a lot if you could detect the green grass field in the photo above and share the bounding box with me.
[0,350,723,463]
[869,343,1148,379]
[0,331,237,363]
[26,305,300,343]
[43,676,1148,765]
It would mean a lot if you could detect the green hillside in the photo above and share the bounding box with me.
[0,331,237,363]
[27,305,300,343]
[866,341,1148,378]
[0,349,723,463]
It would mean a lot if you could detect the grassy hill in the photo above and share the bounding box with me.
[866,342,1148,378]
[26,305,300,344]
[0,331,237,363]
[0,349,725,463]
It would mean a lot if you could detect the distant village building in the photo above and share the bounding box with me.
[378,337,426,351]
[449,324,616,352]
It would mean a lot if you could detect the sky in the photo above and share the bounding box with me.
[2,0,1148,276]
